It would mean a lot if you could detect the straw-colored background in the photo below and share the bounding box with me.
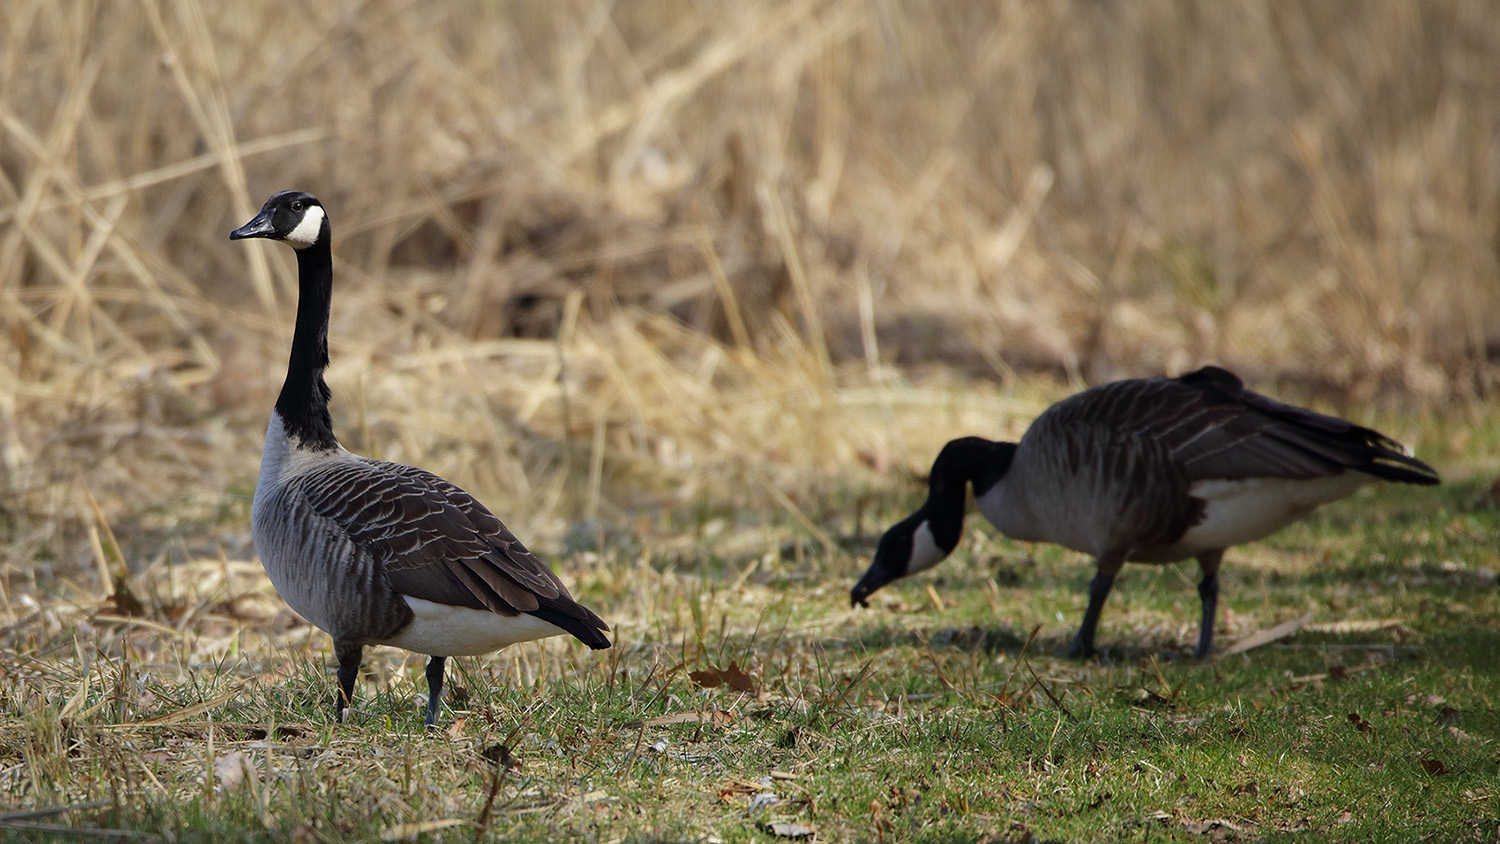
[2,0,1494,584]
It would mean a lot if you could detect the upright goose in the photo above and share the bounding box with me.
[231,191,609,727]
[851,366,1439,658]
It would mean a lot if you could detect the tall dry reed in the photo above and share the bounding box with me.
[0,0,1492,579]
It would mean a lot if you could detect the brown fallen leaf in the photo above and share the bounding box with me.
[481,744,520,770]
[1420,758,1448,775]
[689,661,758,694]
[1290,660,1387,689]
[102,573,147,617]
[714,779,760,803]
[1135,687,1174,708]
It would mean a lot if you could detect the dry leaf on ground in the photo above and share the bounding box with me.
[689,662,758,693]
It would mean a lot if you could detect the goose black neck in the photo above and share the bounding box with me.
[930,437,1013,495]
[275,239,338,450]
[923,437,1015,550]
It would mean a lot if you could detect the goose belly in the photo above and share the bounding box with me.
[379,598,567,657]
[1145,473,1371,560]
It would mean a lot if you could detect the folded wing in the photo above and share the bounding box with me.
[1166,367,1440,485]
[289,459,610,648]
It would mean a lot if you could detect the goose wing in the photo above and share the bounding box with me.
[288,458,610,639]
[1115,366,1437,484]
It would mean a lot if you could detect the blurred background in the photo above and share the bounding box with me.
[2,0,1496,583]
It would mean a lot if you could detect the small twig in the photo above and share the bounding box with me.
[1025,661,1075,722]
[1219,613,1312,657]
[637,662,682,713]
[0,800,112,822]
[630,662,659,701]
[0,821,160,841]
[921,649,957,697]
[830,658,876,711]
[622,721,648,773]
[1000,624,1041,699]
[574,713,611,772]
[474,760,511,837]
[1144,655,1179,706]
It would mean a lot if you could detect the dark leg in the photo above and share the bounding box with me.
[334,641,363,723]
[1070,552,1126,658]
[1194,549,1224,659]
[424,656,447,729]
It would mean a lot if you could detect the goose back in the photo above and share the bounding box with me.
[978,366,1437,562]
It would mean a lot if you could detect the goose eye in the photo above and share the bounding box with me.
[291,200,304,212]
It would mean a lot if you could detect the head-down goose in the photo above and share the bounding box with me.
[851,366,1439,658]
[231,191,610,727]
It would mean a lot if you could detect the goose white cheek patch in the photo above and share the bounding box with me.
[285,205,325,248]
[907,520,946,574]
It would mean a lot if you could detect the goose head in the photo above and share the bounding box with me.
[850,509,953,607]
[850,437,1015,607]
[230,191,328,250]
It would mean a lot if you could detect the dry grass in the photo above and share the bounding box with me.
[4,0,1494,576]
[1,1,1498,840]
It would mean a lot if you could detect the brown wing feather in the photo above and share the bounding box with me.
[1052,366,1438,485]
[375,463,566,598]
[290,459,609,646]
[1170,367,1438,484]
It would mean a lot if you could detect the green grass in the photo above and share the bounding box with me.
[0,481,1495,843]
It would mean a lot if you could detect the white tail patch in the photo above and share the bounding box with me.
[1176,473,1371,554]
[285,205,325,249]
[380,597,567,656]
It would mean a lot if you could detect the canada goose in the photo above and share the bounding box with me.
[851,366,1439,658]
[231,191,609,727]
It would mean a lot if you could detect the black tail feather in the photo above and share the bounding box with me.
[529,602,612,650]
[1357,447,1441,486]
